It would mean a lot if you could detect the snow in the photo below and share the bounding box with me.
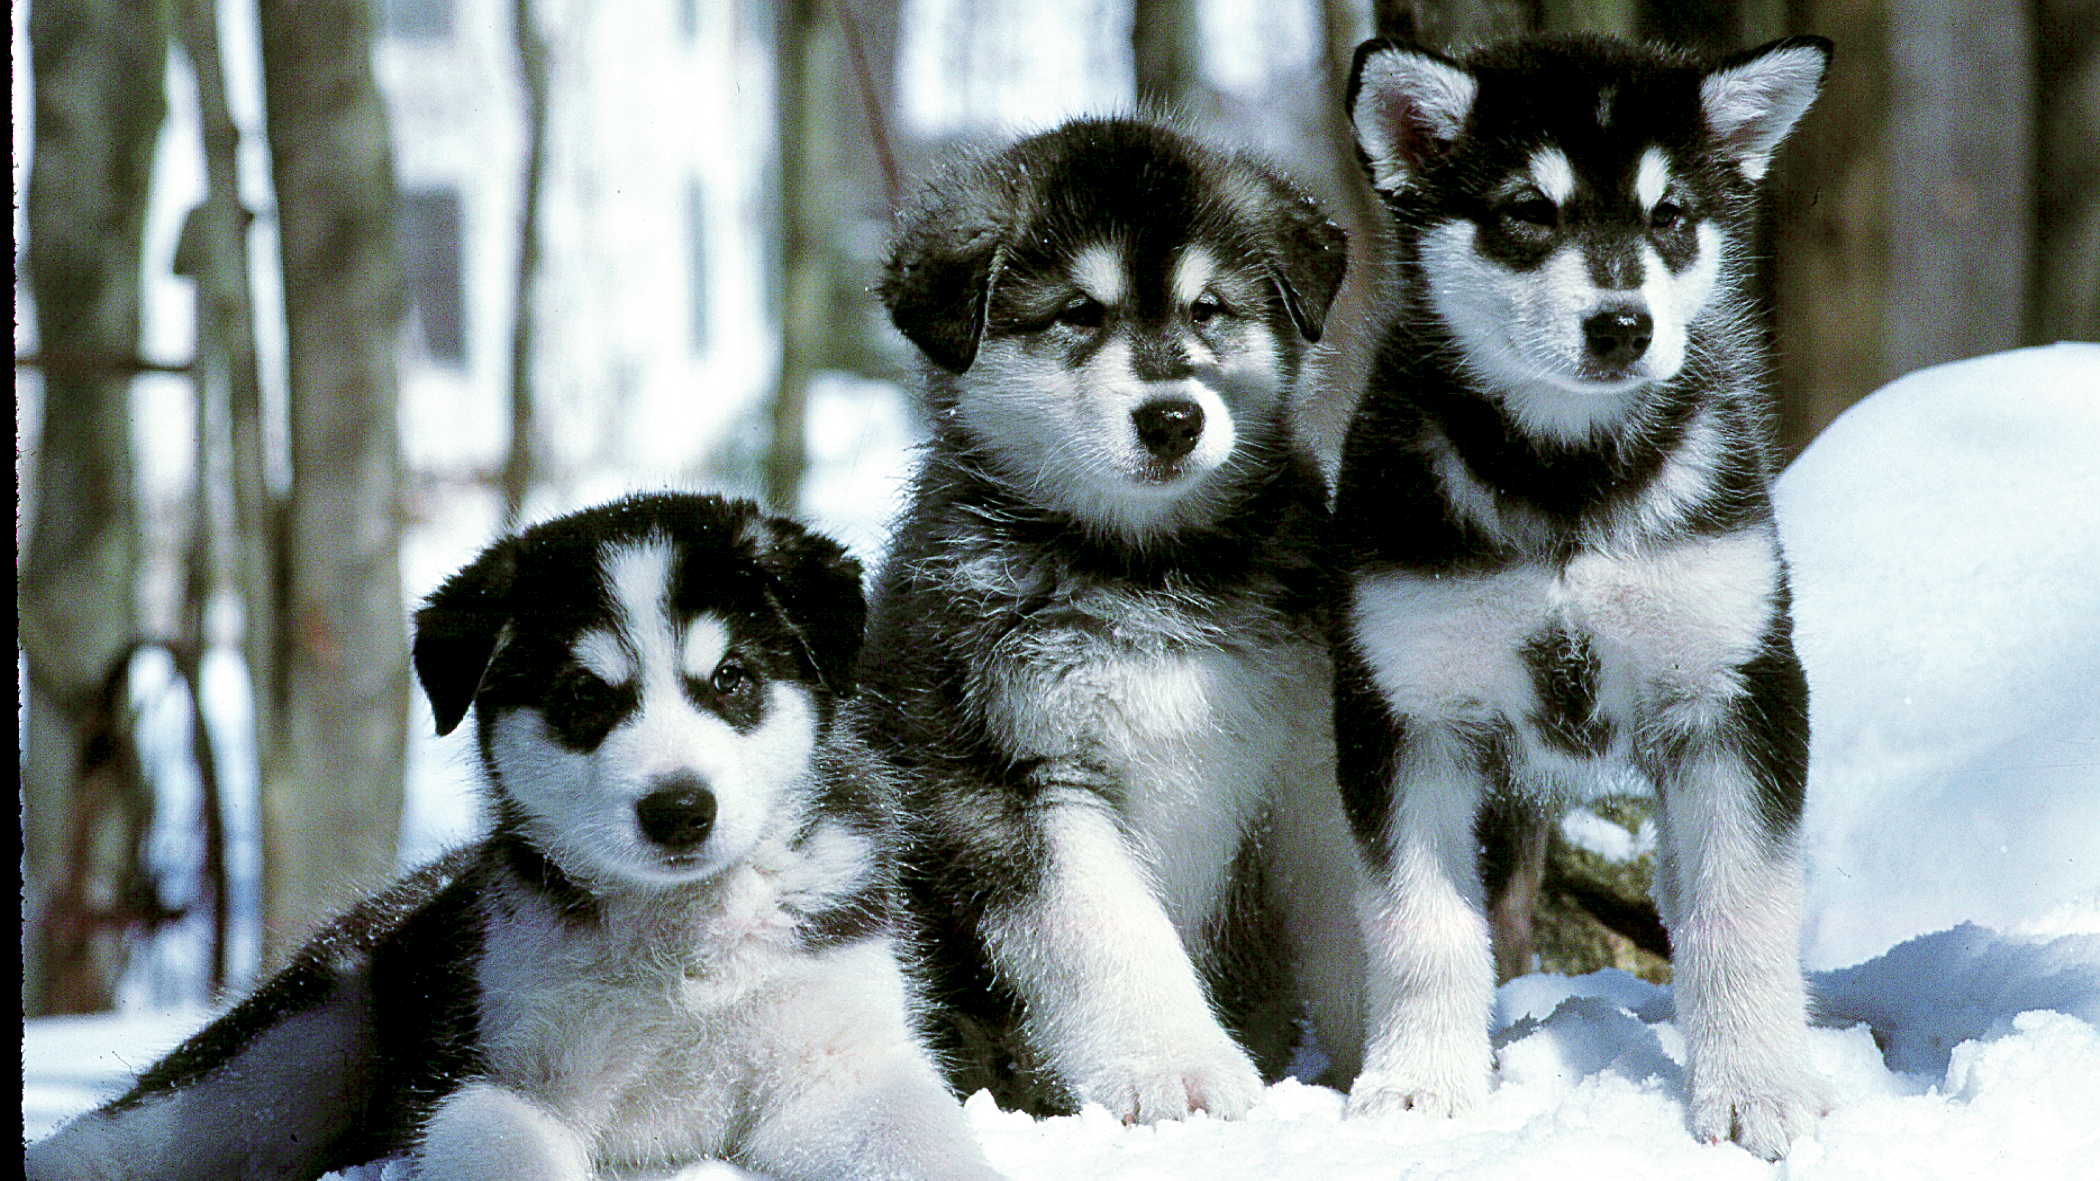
[1774,342,2100,970]
[24,346,2100,1176]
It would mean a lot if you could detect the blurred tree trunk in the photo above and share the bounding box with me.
[1132,0,1216,120]
[2032,0,2100,344]
[1404,0,1530,48]
[1882,0,2034,376]
[176,0,270,993]
[502,0,549,527]
[20,0,168,1016]
[1759,0,1883,458]
[256,0,410,964]
[767,0,822,513]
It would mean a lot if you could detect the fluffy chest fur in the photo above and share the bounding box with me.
[1350,528,1782,777]
[473,823,887,1167]
[958,552,1326,922]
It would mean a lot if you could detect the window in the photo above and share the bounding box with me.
[397,187,466,366]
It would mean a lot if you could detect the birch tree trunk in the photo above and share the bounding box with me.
[255,0,410,963]
[20,0,167,1016]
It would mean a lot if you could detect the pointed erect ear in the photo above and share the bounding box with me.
[1348,39,1477,195]
[413,537,522,736]
[1700,36,1831,181]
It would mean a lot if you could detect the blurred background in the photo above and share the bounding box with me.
[15,0,2098,1017]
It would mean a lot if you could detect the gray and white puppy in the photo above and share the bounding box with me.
[863,117,1365,1124]
[28,494,1006,1181]
[1334,35,1832,1158]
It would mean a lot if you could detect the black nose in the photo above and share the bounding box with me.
[1582,308,1653,368]
[635,777,716,851]
[1132,398,1204,462]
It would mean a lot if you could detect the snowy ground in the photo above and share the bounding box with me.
[24,346,2100,1177]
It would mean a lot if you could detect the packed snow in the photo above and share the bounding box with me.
[25,348,2100,1179]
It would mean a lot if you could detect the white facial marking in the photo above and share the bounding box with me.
[1173,248,1219,306]
[1636,147,1671,213]
[1419,203,1724,438]
[1530,147,1577,206]
[1071,243,1125,305]
[952,283,1285,543]
[574,628,631,684]
[488,538,825,892]
[682,615,730,684]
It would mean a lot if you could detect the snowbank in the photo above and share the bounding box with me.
[1774,342,2100,970]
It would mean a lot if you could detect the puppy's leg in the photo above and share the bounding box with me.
[743,942,1006,1181]
[1647,649,1825,1159]
[1348,723,1496,1119]
[1262,681,1368,1082]
[414,1083,595,1181]
[27,963,377,1181]
[981,800,1265,1123]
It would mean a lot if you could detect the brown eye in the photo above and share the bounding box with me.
[1055,296,1106,329]
[1650,201,1685,230]
[1507,198,1558,228]
[710,662,750,696]
[1190,295,1224,325]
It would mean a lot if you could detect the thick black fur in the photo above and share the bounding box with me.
[864,117,1349,1114]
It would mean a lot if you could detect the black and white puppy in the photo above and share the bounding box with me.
[27,493,1005,1181]
[1333,36,1832,1158]
[865,117,1365,1123]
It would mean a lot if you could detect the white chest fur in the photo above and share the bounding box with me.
[1350,529,1782,757]
[976,623,1321,930]
[472,847,890,1169]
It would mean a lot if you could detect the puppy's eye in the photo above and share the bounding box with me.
[1505,198,1558,229]
[710,662,751,696]
[558,670,618,712]
[546,667,632,751]
[1190,295,1224,325]
[1055,296,1106,329]
[1649,201,1685,231]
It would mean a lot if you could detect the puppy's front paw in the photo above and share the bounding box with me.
[1690,1069,1829,1160]
[1344,1067,1486,1120]
[1075,1041,1265,1124]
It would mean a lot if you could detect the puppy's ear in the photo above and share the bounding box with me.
[746,516,867,694]
[1349,39,1475,195]
[414,537,522,736]
[1257,176,1348,343]
[881,191,1005,374]
[1700,36,1830,181]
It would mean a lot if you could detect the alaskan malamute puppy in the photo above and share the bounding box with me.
[863,117,1365,1123]
[1333,36,1832,1158]
[28,494,1005,1181]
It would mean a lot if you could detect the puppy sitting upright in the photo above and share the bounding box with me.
[866,118,1363,1123]
[28,493,1004,1181]
[1333,36,1831,1157]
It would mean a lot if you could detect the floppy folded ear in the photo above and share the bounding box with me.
[1700,36,1831,181]
[1256,174,1349,343]
[747,517,867,693]
[880,194,1007,374]
[1348,39,1477,195]
[413,537,521,736]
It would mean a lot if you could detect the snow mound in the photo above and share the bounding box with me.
[1775,343,2100,971]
